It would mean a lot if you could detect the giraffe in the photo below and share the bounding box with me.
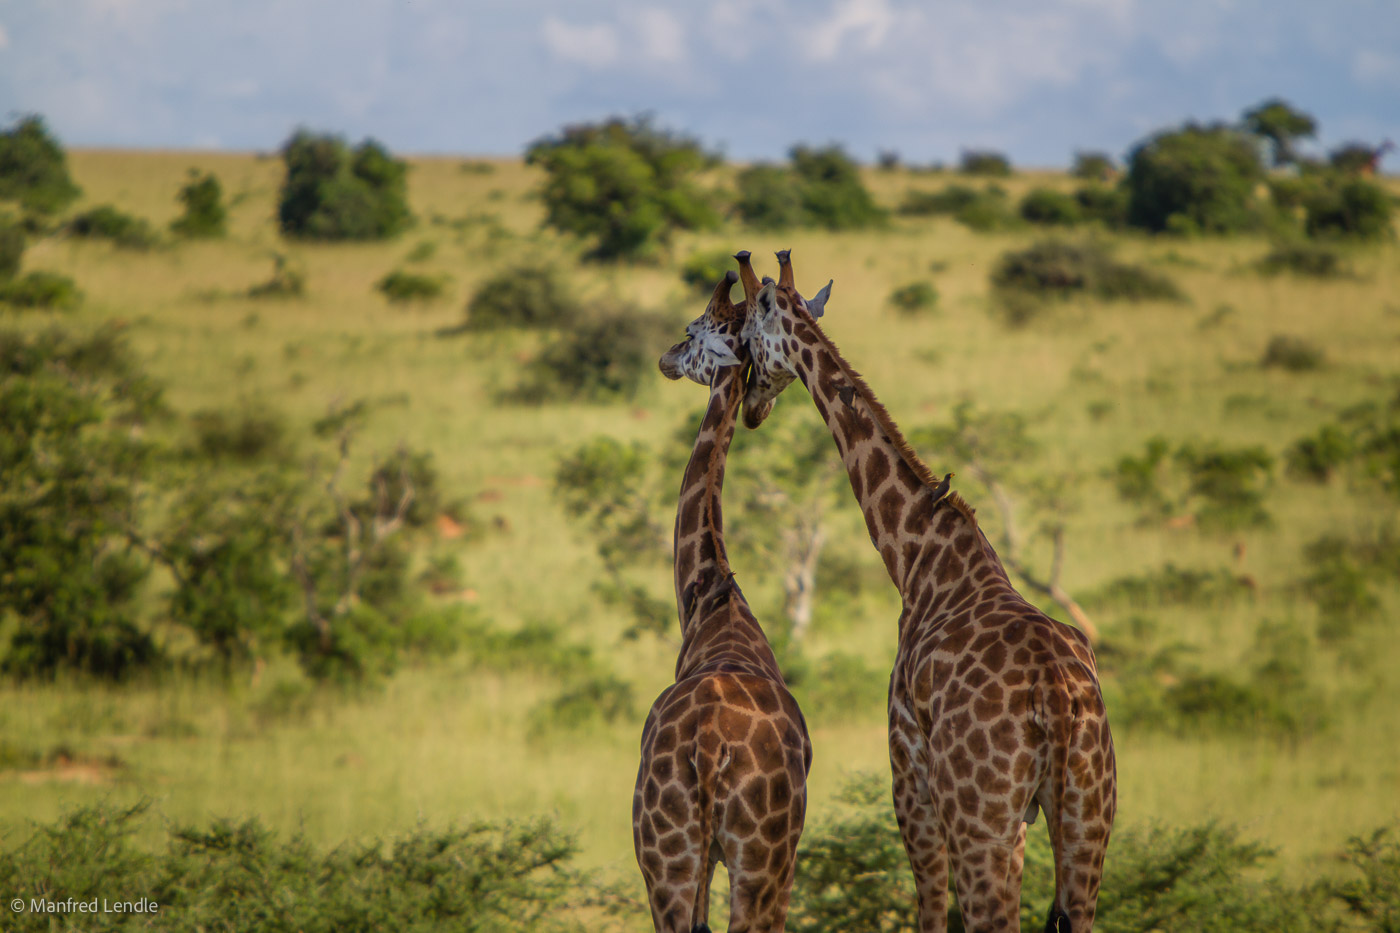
[634,268,812,933]
[735,250,1115,933]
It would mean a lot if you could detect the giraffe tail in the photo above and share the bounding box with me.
[688,717,729,933]
[1036,663,1114,933]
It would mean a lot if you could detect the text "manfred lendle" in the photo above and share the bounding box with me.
[30,898,158,913]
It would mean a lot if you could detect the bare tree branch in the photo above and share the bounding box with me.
[966,459,1099,644]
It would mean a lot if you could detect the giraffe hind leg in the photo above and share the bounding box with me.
[947,827,1027,933]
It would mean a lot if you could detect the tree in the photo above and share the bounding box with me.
[526,116,717,260]
[171,170,227,238]
[0,115,81,214]
[277,130,411,240]
[1125,123,1265,234]
[0,326,164,678]
[736,146,885,231]
[1242,98,1317,167]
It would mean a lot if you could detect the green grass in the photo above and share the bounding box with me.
[3,152,1400,925]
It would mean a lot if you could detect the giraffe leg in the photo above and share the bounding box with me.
[947,829,1026,933]
[890,756,949,932]
[1040,711,1115,933]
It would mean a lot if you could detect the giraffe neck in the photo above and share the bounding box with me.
[782,312,1004,604]
[672,363,743,635]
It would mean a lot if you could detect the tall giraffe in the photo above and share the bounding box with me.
[634,269,812,933]
[736,251,1115,933]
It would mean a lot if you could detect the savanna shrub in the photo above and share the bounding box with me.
[0,325,163,679]
[1086,563,1253,610]
[1260,334,1324,371]
[734,163,808,230]
[1072,150,1116,180]
[170,170,227,237]
[0,271,81,310]
[0,217,24,279]
[1124,123,1264,233]
[1074,185,1130,227]
[1254,242,1349,277]
[795,653,887,724]
[959,148,1012,176]
[527,115,717,260]
[737,145,885,231]
[465,263,579,329]
[1304,177,1394,240]
[0,803,622,933]
[376,269,447,303]
[1328,142,1382,174]
[680,247,739,292]
[67,204,159,249]
[897,183,983,216]
[1020,187,1082,225]
[1112,437,1274,531]
[887,280,938,314]
[278,130,412,240]
[1286,424,1354,482]
[516,303,675,402]
[190,403,291,462]
[991,240,1182,308]
[0,115,81,214]
[527,672,635,737]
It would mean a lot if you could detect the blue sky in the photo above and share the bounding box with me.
[2,0,1398,167]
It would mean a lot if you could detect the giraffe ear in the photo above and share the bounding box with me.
[755,282,782,336]
[805,279,833,319]
[697,329,741,368]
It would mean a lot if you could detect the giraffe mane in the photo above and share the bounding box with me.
[787,293,962,507]
[942,491,978,524]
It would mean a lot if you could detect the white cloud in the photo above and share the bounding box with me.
[541,17,620,69]
[804,0,894,62]
[1353,49,1400,87]
[634,8,686,65]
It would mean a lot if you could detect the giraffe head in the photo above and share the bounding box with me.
[739,249,833,429]
[658,269,746,387]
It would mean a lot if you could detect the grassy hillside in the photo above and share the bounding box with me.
[3,150,1399,925]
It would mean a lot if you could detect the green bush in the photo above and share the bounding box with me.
[679,247,738,292]
[991,240,1183,308]
[0,115,81,214]
[736,145,885,231]
[1328,142,1381,174]
[527,115,717,260]
[0,325,163,679]
[190,403,291,462]
[1072,151,1117,180]
[170,170,227,237]
[1286,424,1354,482]
[959,148,1012,176]
[1254,242,1349,278]
[0,803,623,933]
[886,280,938,314]
[527,672,635,737]
[1086,563,1253,609]
[0,270,81,310]
[1261,334,1324,372]
[1112,437,1274,531]
[1020,187,1082,225]
[376,269,447,303]
[1125,123,1265,233]
[796,653,887,724]
[897,183,982,216]
[1304,177,1394,240]
[0,217,24,279]
[465,263,579,329]
[1074,185,1130,227]
[278,130,412,241]
[515,303,675,402]
[66,204,159,249]
[1332,828,1400,928]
